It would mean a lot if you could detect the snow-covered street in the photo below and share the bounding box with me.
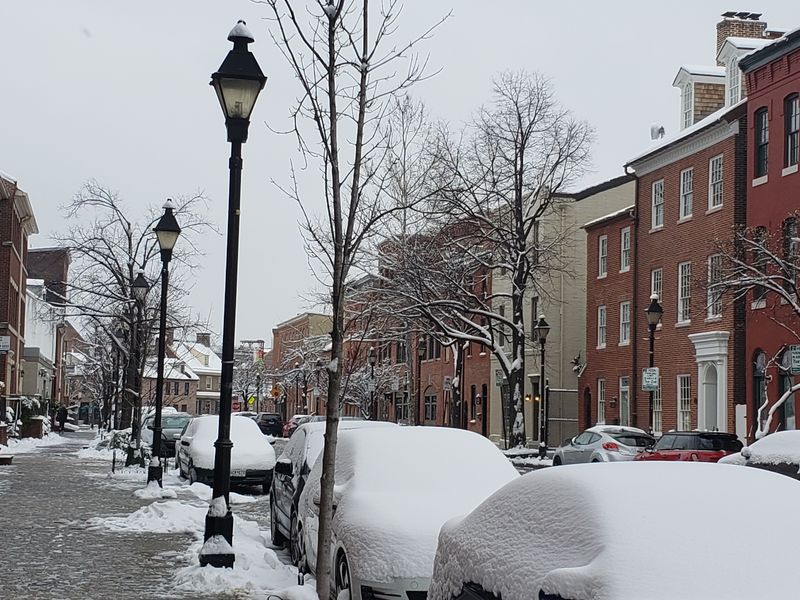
[0,431,309,600]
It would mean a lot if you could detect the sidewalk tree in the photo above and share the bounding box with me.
[264,0,447,594]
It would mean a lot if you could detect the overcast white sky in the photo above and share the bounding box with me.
[0,1,795,346]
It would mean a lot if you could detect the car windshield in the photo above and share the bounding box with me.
[163,415,191,429]
[612,434,653,447]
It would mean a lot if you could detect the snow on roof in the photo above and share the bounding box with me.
[626,100,743,168]
[171,340,222,375]
[720,429,800,466]
[582,205,634,230]
[430,462,800,600]
[142,357,198,381]
[725,36,774,50]
[302,427,518,583]
[678,64,726,77]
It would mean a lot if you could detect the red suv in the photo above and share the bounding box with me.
[635,431,743,463]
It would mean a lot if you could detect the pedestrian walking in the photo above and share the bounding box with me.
[57,405,68,432]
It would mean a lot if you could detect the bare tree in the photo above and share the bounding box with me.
[55,180,216,435]
[263,0,448,594]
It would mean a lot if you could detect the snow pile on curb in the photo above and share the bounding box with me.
[3,432,64,454]
[86,500,206,534]
[510,456,553,468]
[134,480,178,499]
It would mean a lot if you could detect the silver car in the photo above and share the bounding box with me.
[553,425,654,465]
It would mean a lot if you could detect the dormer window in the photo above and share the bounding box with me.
[682,83,694,129]
[727,56,740,105]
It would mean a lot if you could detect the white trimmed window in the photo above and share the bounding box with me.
[709,155,724,209]
[653,378,663,435]
[680,168,693,220]
[682,83,694,129]
[597,379,606,424]
[651,268,663,301]
[598,235,608,278]
[619,301,631,345]
[620,377,631,426]
[597,305,607,348]
[652,180,664,229]
[728,57,740,106]
[620,227,631,272]
[678,375,692,431]
[678,261,692,323]
[707,254,723,318]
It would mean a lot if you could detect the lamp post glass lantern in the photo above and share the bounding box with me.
[533,315,550,458]
[645,294,663,433]
[147,201,181,487]
[200,20,266,570]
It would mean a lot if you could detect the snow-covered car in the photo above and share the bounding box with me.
[429,462,800,600]
[141,412,191,457]
[719,429,800,479]
[176,415,276,493]
[297,427,519,600]
[552,425,654,465]
[270,419,397,563]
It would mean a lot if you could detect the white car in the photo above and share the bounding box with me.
[176,415,276,493]
[429,462,800,600]
[719,429,800,479]
[297,427,519,600]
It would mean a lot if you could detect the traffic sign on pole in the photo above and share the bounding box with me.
[642,367,660,392]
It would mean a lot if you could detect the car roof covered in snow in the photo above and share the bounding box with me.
[429,462,800,600]
[586,424,649,436]
[297,419,397,467]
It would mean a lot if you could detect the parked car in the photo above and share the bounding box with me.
[270,419,397,561]
[255,412,283,437]
[231,410,259,419]
[282,414,332,438]
[296,427,518,600]
[141,412,192,457]
[429,462,800,600]
[719,429,800,479]
[176,415,276,493]
[635,430,742,463]
[553,425,654,465]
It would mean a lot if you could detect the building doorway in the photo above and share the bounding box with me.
[703,364,719,431]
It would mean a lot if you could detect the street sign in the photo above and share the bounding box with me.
[0,336,10,353]
[367,380,375,392]
[271,385,281,398]
[443,376,452,391]
[495,369,505,386]
[790,345,800,374]
[232,401,241,411]
[248,396,255,406]
[642,367,660,392]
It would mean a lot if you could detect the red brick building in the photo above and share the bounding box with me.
[582,207,635,430]
[0,173,38,419]
[739,27,800,435]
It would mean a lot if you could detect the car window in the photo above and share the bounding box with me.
[612,434,654,447]
[453,583,500,600]
[698,436,743,452]
[587,432,602,444]
[654,434,676,451]
[672,436,696,450]
[163,416,191,429]
[574,432,593,445]
[283,429,307,469]
[181,420,193,436]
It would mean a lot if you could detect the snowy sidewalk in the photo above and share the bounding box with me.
[0,431,313,600]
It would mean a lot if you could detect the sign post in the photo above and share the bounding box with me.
[642,367,660,392]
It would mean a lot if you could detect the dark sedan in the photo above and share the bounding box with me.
[255,412,283,436]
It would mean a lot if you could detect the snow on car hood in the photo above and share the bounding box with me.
[190,415,276,471]
[719,429,800,466]
[302,427,518,583]
[430,462,800,600]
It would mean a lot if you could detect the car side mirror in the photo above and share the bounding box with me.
[275,459,292,476]
[741,447,751,459]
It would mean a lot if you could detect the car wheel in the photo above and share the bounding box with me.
[335,550,351,600]
[189,463,199,484]
[270,495,288,547]
[290,511,305,568]
[552,455,562,466]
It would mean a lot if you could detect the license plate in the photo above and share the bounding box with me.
[231,469,247,477]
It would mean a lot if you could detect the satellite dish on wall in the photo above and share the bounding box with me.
[650,124,666,140]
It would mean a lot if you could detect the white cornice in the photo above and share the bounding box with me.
[630,120,739,176]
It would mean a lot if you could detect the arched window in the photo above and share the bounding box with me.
[728,57,741,105]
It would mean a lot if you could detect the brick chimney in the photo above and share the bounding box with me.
[196,332,211,347]
[716,13,767,65]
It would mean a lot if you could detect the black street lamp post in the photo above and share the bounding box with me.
[200,20,266,569]
[416,339,426,425]
[368,346,377,420]
[147,201,181,487]
[645,294,664,434]
[533,315,551,458]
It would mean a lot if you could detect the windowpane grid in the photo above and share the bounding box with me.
[728,58,740,105]
[682,83,693,129]
[653,378,663,435]
[756,108,769,177]
[678,375,692,431]
[651,268,663,301]
[621,228,631,271]
[678,262,692,322]
[708,254,723,318]
[680,168,693,219]
[597,379,605,424]
[620,377,630,427]
[597,305,606,348]
[652,180,664,229]
[709,155,724,208]
[619,301,631,345]
[787,95,799,167]
[598,235,608,277]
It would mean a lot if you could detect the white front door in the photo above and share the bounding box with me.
[703,364,719,431]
